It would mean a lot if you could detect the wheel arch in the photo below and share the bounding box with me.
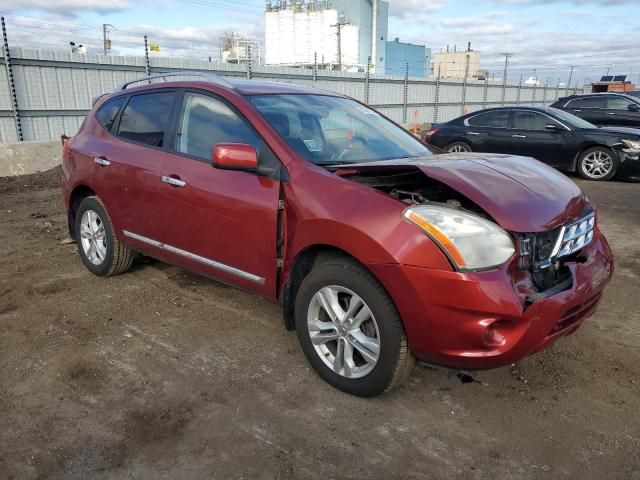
[68,184,96,238]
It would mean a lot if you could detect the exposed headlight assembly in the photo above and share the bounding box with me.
[404,205,515,271]
[622,139,640,151]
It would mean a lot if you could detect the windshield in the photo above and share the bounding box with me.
[548,107,597,129]
[248,94,432,164]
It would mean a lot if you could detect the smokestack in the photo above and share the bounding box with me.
[467,42,471,52]
[371,0,378,74]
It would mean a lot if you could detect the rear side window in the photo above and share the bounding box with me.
[117,92,175,147]
[176,92,259,161]
[95,97,125,131]
[567,96,605,109]
[467,111,510,128]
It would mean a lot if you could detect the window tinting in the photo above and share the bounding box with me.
[513,111,557,130]
[607,96,636,110]
[467,111,510,128]
[176,92,259,161]
[567,96,605,108]
[117,92,175,147]
[95,97,125,131]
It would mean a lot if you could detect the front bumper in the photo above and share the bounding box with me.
[617,149,640,181]
[368,230,613,370]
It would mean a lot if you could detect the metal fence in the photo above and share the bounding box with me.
[0,45,585,142]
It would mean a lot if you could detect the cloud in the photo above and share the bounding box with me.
[388,0,447,17]
[0,0,132,14]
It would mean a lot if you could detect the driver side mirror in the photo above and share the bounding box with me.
[212,143,258,171]
[628,103,640,112]
[545,123,562,132]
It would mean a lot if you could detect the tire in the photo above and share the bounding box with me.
[294,257,413,397]
[75,196,134,277]
[577,146,618,181]
[447,141,472,153]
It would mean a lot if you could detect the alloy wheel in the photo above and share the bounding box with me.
[79,209,107,265]
[449,144,470,153]
[307,286,381,379]
[582,151,613,179]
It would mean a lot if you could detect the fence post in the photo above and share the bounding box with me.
[246,45,253,80]
[482,77,488,109]
[143,35,150,77]
[1,17,23,141]
[313,52,318,82]
[402,62,409,124]
[364,55,370,105]
[532,80,537,105]
[434,72,441,123]
[516,76,522,105]
[460,76,468,116]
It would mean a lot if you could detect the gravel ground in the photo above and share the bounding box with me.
[0,168,638,480]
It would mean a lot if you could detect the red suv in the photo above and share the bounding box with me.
[62,72,614,396]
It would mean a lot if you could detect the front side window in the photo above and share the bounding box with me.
[607,96,637,110]
[567,96,605,109]
[513,111,558,130]
[248,94,432,164]
[467,111,510,128]
[117,92,175,147]
[176,92,259,161]
[95,97,125,131]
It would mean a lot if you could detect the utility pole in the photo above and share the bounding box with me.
[566,65,574,95]
[103,24,113,55]
[331,18,350,71]
[500,52,513,106]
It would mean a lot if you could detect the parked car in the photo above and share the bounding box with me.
[62,73,613,396]
[422,106,640,181]
[550,93,640,128]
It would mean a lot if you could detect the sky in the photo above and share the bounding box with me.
[1,0,639,86]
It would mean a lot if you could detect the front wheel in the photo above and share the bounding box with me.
[577,146,618,181]
[447,141,472,153]
[294,258,413,397]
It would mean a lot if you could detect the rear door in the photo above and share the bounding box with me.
[464,110,513,153]
[158,90,282,297]
[508,110,577,167]
[564,96,607,125]
[91,90,177,252]
[604,95,640,127]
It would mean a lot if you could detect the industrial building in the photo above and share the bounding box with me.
[264,0,389,72]
[219,32,261,64]
[385,38,430,77]
[431,46,481,79]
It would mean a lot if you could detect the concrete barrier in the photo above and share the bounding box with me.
[0,140,61,177]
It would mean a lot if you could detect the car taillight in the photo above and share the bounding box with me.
[422,127,439,142]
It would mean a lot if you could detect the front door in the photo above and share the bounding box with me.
[158,90,282,297]
[604,95,640,128]
[508,110,576,167]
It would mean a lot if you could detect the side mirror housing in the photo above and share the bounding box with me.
[545,123,562,132]
[628,103,640,112]
[212,143,258,171]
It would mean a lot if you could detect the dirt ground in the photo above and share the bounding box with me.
[0,168,638,480]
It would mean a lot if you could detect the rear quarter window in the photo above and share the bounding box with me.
[95,97,125,131]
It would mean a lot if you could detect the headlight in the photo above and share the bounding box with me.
[622,139,640,150]
[404,205,515,270]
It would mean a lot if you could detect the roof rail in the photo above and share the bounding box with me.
[118,71,234,91]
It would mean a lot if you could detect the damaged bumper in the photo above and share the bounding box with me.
[368,230,614,370]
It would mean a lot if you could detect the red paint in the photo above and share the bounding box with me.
[213,143,258,170]
[61,79,614,371]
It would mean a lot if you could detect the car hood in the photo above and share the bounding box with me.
[333,153,587,232]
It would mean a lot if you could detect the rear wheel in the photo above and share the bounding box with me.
[294,257,413,397]
[447,141,472,153]
[75,196,134,277]
[577,146,618,181]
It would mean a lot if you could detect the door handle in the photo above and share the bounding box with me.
[468,132,480,135]
[93,157,111,166]
[162,176,186,187]
[512,134,527,138]
[573,110,582,112]
[607,112,616,115]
